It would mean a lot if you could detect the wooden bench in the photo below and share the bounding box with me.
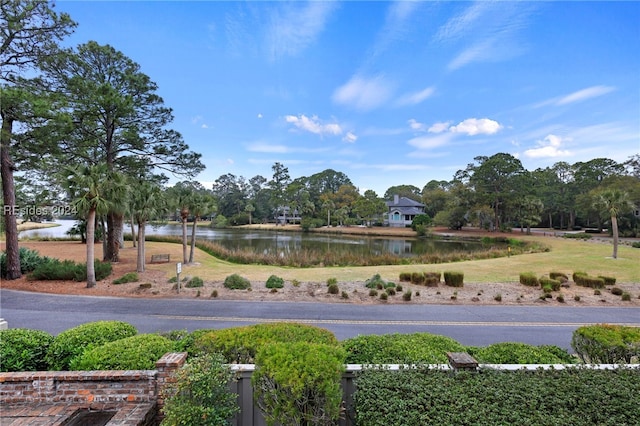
[150,254,170,263]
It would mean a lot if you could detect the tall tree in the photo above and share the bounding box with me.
[40,41,203,261]
[166,181,200,264]
[131,181,164,272]
[188,191,216,264]
[384,185,422,202]
[64,164,124,287]
[0,0,76,280]
[268,162,290,224]
[353,190,386,226]
[466,153,526,231]
[593,189,634,259]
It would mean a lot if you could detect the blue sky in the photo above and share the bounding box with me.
[55,1,640,195]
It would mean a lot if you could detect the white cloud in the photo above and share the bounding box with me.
[428,121,451,134]
[284,114,343,136]
[408,119,426,132]
[247,142,290,154]
[257,113,263,119]
[449,118,503,136]
[524,134,572,158]
[556,85,616,105]
[396,86,435,106]
[343,132,357,143]
[332,75,395,111]
[407,133,454,150]
[201,124,209,129]
[265,2,336,60]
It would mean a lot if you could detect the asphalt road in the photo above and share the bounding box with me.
[2,289,639,351]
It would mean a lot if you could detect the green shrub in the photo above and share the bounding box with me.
[70,333,173,370]
[494,294,502,302]
[539,277,561,291]
[599,275,616,286]
[443,271,464,287]
[632,241,640,248]
[574,272,605,289]
[113,272,139,284]
[467,342,574,364]
[253,342,345,426]
[342,332,465,364]
[402,290,412,301]
[193,323,338,363]
[0,328,53,372]
[353,367,640,426]
[161,353,239,426]
[265,274,285,289]
[556,294,565,303]
[571,324,640,363]
[45,320,137,370]
[28,258,112,282]
[1,247,52,278]
[380,292,388,301]
[341,291,349,299]
[326,277,338,286]
[186,276,204,288]
[368,289,378,297]
[327,283,339,294]
[621,292,631,301]
[365,273,390,289]
[385,287,396,296]
[519,272,538,286]
[223,273,251,290]
[611,287,623,296]
[395,284,403,292]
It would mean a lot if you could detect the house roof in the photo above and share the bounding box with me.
[385,196,425,208]
[389,206,425,215]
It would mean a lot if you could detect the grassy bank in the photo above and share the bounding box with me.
[148,234,640,285]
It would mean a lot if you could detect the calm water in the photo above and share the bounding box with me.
[20,220,491,257]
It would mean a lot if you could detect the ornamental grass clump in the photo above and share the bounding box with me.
[185,276,204,288]
[539,277,561,291]
[443,271,464,287]
[113,272,139,284]
[253,342,346,426]
[424,272,441,287]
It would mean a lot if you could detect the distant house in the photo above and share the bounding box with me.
[275,206,302,224]
[385,195,425,227]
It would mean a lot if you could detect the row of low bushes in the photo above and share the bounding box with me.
[0,247,112,281]
[4,322,638,374]
[520,270,617,289]
[2,322,638,425]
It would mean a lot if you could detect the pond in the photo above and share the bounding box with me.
[19,220,493,258]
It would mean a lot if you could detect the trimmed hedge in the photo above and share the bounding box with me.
[0,328,53,372]
[342,332,465,364]
[539,277,561,291]
[69,334,174,370]
[519,272,538,286]
[1,247,52,278]
[571,324,640,364]
[45,320,137,370]
[467,342,575,364]
[253,342,345,426]
[354,367,640,426]
[573,271,606,289]
[193,323,339,363]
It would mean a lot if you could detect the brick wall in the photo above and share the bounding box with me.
[0,352,187,425]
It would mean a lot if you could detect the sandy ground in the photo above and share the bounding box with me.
[2,226,638,307]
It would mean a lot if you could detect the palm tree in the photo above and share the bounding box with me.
[64,164,111,288]
[188,192,216,264]
[593,189,634,259]
[167,182,196,264]
[132,182,164,272]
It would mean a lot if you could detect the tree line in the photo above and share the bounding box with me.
[2,1,638,286]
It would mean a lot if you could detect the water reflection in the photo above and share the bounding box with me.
[20,221,492,258]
